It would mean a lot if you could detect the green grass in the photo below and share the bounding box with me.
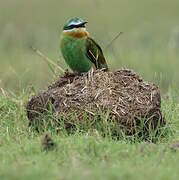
[0,91,179,180]
[1,136,179,180]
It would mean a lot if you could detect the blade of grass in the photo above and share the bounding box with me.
[31,46,65,74]
[105,32,123,51]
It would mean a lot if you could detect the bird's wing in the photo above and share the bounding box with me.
[85,37,108,70]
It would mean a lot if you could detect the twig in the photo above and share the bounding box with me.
[105,32,123,51]
[0,80,8,97]
[0,88,8,97]
[31,46,65,73]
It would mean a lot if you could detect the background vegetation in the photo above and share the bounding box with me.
[0,0,179,93]
[0,0,179,179]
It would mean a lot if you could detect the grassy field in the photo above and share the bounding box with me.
[0,0,179,179]
[0,92,179,180]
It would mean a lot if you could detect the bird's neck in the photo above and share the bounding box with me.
[63,28,89,38]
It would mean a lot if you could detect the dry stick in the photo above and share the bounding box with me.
[105,32,123,51]
[0,88,8,97]
[31,46,65,73]
[0,80,8,97]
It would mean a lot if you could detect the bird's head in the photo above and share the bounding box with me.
[63,17,89,38]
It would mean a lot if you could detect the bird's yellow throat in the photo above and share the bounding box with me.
[63,28,89,38]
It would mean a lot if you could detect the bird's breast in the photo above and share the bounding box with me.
[60,35,86,61]
[63,28,89,38]
[60,35,92,72]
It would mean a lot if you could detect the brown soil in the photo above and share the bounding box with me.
[41,134,57,151]
[27,69,164,135]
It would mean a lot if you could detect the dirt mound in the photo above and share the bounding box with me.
[27,69,164,135]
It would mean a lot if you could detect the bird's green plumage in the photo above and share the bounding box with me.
[60,17,108,73]
[60,33,92,73]
[86,37,108,70]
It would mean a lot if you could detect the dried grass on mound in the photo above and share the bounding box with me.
[27,69,164,135]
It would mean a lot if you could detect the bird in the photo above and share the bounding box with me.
[60,17,108,73]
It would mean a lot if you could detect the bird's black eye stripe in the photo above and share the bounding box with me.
[65,23,86,30]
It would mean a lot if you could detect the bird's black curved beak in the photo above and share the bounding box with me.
[82,21,88,26]
[80,21,88,28]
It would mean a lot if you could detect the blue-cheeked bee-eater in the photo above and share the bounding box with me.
[60,17,108,73]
